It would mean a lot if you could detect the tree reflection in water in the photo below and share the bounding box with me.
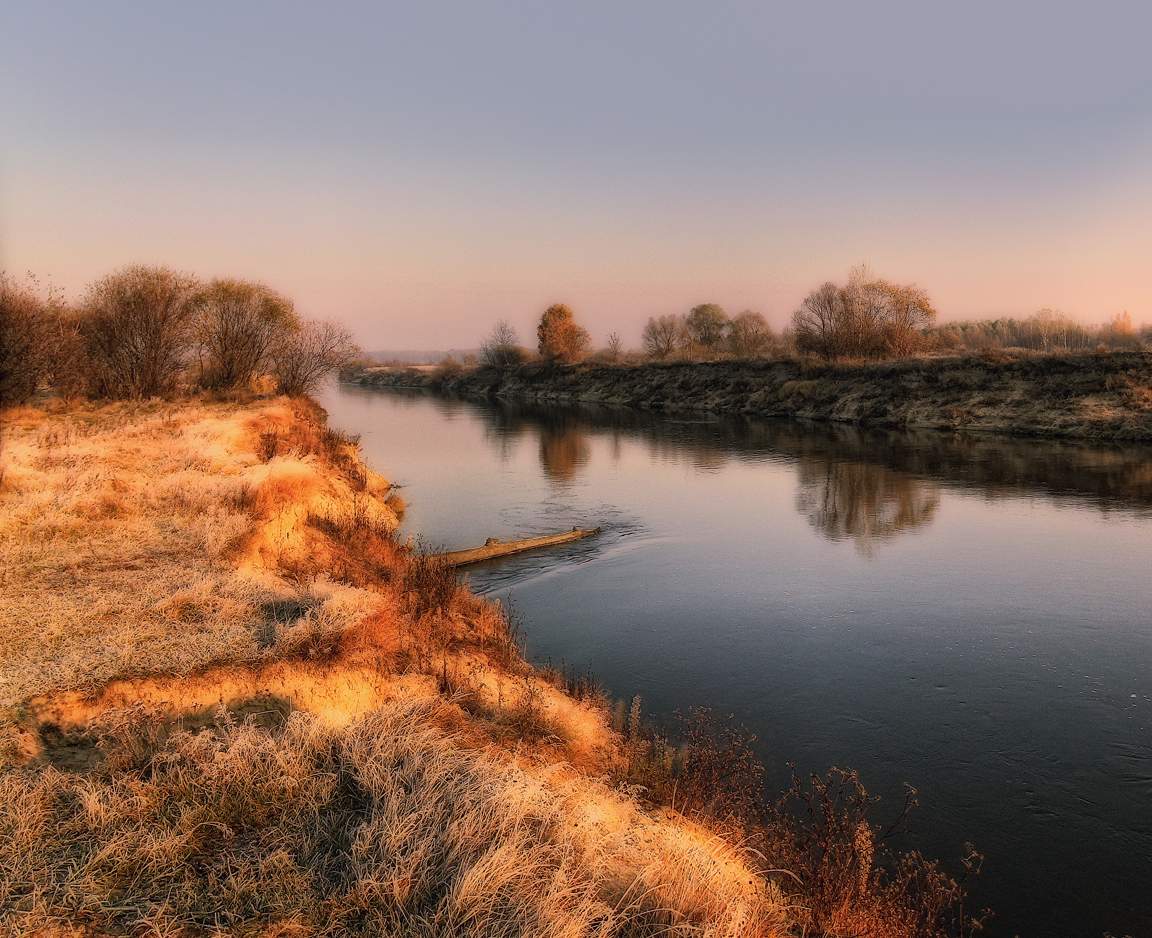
[795,458,940,555]
[453,395,1152,543]
[538,420,591,483]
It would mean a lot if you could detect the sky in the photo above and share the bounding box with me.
[2,1,1150,349]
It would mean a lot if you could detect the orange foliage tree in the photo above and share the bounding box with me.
[537,303,590,363]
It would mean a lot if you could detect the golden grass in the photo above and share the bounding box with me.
[1,699,786,937]
[0,397,794,937]
[0,398,391,707]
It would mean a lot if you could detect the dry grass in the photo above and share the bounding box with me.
[1,699,788,937]
[0,397,393,707]
[0,397,798,937]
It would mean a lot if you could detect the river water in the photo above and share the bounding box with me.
[320,383,1152,937]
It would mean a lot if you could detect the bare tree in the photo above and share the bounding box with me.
[76,265,201,398]
[605,331,623,362]
[481,320,524,368]
[727,310,774,358]
[792,282,844,359]
[193,279,300,390]
[642,314,683,359]
[270,320,359,395]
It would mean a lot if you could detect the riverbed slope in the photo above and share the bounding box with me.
[349,352,1152,441]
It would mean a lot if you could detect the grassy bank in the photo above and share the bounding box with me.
[0,397,976,936]
[349,351,1152,441]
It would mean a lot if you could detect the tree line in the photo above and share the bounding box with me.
[469,267,1148,372]
[0,266,357,407]
[474,302,779,370]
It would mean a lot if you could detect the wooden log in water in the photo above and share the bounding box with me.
[437,527,602,567]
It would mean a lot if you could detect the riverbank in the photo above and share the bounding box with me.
[347,351,1152,441]
[1,397,801,935]
[0,396,983,936]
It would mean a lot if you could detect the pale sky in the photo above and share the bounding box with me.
[2,1,1150,349]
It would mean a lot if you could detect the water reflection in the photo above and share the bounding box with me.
[442,396,1152,549]
[538,417,591,483]
[796,459,940,554]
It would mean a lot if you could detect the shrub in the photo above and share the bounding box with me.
[536,303,589,362]
[618,704,987,938]
[480,320,525,368]
[793,267,937,360]
[75,265,201,398]
[193,279,300,390]
[402,548,459,619]
[761,768,987,937]
[0,273,58,406]
[270,320,359,395]
[433,355,464,380]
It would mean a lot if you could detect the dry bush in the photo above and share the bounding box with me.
[193,278,301,390]
[401,548,460,620]
[793,267,936,361]
[616,705,985,938]
[271,320,359,395]
[74,265,202,398]
[433,354,465,379]
[0,273,60,406]
[761,768,987,937]
[481,320,526,368]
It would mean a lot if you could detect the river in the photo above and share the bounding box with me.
[320,382,1152,938]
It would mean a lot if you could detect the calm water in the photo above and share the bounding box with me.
[320,384,1152,938]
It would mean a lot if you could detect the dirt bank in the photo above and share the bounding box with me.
[348,352,1152,441]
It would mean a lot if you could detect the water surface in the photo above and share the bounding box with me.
[321,384,1152,938]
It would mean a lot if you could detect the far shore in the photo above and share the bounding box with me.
[345,351,1152,442]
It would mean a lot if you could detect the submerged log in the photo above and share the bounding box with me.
[437,527,602,567]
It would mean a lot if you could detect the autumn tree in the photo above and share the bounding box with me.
[727,310,774,358]
[76,265,201,398]
[684,303,730,352]
[1102,310,1139,348]
[193,279,300,390]
[537,303,589,362]
[792,268,936,360]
